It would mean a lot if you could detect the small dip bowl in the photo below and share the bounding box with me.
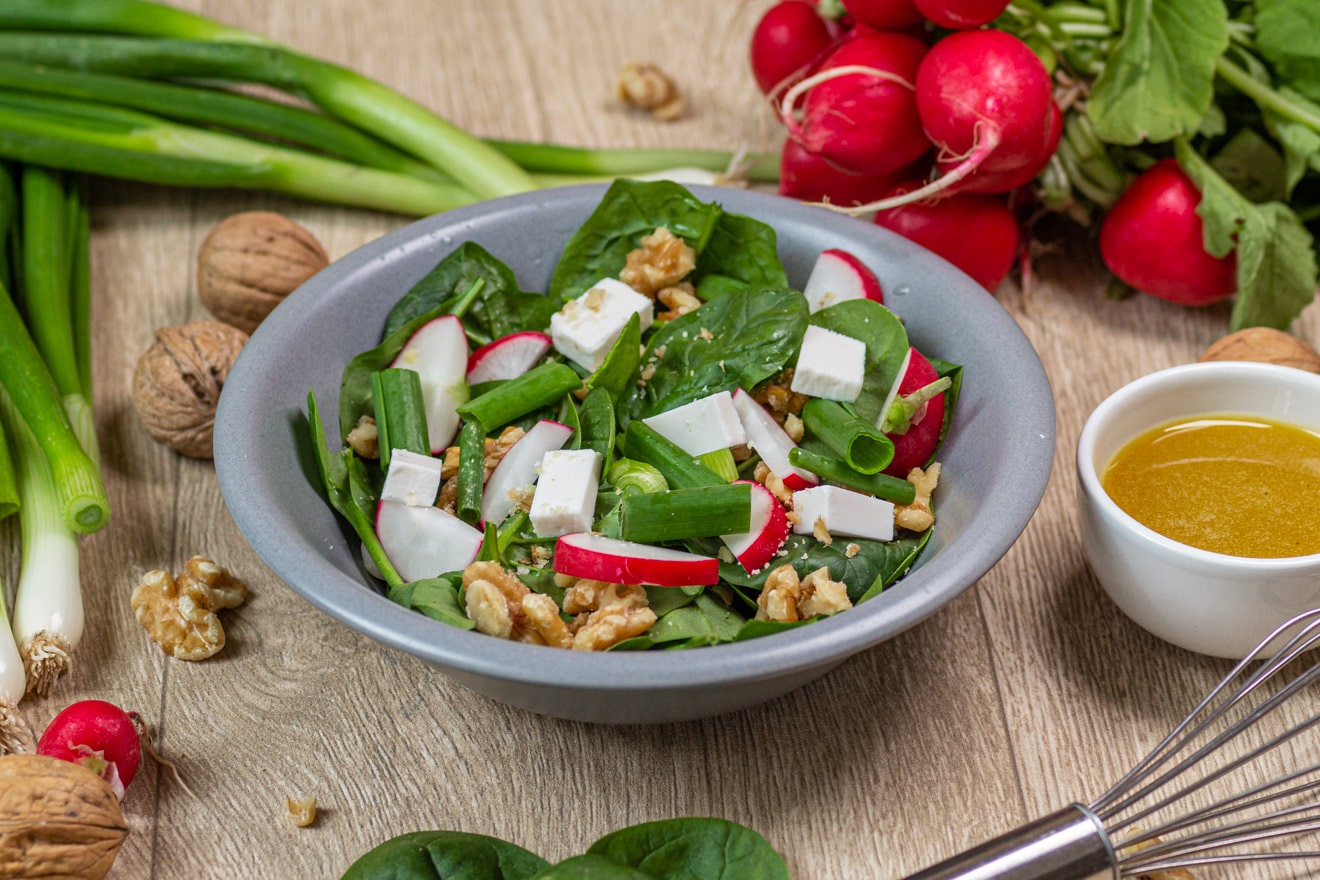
[1076,361,1320,658]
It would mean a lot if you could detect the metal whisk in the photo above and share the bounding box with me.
[902,608,1320,880]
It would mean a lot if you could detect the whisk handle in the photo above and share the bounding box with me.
[900,804,1117,880]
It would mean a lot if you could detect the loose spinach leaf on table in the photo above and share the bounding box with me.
[341,830,550,880]
[583,818,790,880]
[531,855,655,879]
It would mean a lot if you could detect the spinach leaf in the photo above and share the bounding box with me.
[578,387,617,461]
[720,534,927,603]
[532,855,656,879]
[341,830,550,880]
[584,818,789,880]
[625,288,808,423]
[1087,0,1228,145]
[643,592,745,647]
[387,578,474,629]
[585,313,642,404]
[385,242,556,342]
[338,303,447,441]
[695,211,787,290]
[808,299,908,425]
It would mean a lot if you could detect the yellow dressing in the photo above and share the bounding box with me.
[1101,414,1320,558]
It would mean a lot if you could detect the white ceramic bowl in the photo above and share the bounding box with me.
[1077,361,1320,658]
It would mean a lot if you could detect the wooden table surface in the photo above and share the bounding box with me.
[5,1,1320,878]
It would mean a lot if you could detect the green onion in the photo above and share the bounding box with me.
[486,140,780,184]
[619,483,752,543]
[456,420,485,526]
[788,447,917,505]
[0,559,30,752]
[607,458,668,495]
[0,414,16,521]
[881,376,953,435]
[802,398,894,475]
[621,422,724,489]
[456,363,581,431]
[372,368,429,471]
[696,447,739,482]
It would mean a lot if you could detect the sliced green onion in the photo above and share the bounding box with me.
[619,484,752,543]
[456,362,581,431]
[802,398,894,474]
[787,447,916,505]
[622,422,725,489]
[456,420,485,526]
[881,376,953,435]
[607,458,668,496]
[487,140,779,184]
[372,368,429,471]
[696,447,739,482]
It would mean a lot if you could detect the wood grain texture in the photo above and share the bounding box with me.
[1,1,1318,878]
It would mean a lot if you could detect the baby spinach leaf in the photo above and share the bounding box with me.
[585,818,790,880]
[579,388,617,462]
[1087,0,1227,145]
[388,578,474,629]
[625,287,808,423]
[643,592,745,646]
[531,855,656,879]
[808,299,908,425]
[338,303,448,441]
[720,534,927,603]
[340,830,550,880]
[696,211,787,290]
[585,313,642,404]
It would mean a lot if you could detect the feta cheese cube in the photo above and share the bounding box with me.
[791,485,894,542]
[550,278,654,371]
[641,390,747,456]
[530,448,603,537]
[789,325,866,402]
[379,448,444,507]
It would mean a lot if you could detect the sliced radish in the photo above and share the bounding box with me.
[731,388,818,491]
[721,481,790,574]
[878,347,948,478]
[802,248,884,313]
[876,347,915,432]
[376,500,483,582]
[553,533,719,587]
[481,419,575,526]
[390,314,469,452]
[466,331,552,384]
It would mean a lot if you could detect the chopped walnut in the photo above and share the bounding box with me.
[754,374,809,418]
[782,413,805,443]
[131,556,248,661]
[798,567,852,619]
[572,605,657,651]
[894,462,941,532]
[621,227,696,297]
[615,61,685,121]
[753,461,794,507]
[441,425,525,480]
[346,415,379,459]
[287,796,317,828]
[657,282,701,321]
[845,543,860,559]
[461,561,571,648]
[756,564,852,623]
[562,579,648,614]
[811,516,832,546]
[730,443,753,462]
[757,564,803,623]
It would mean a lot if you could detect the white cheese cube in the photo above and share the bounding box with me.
[550,278,654,371]
[530,448,603,537]
[791,485,894,542]
[378,448,444,507]
[789,325,866,402]
[641,390,747,456]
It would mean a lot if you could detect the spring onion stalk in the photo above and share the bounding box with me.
[0,416,16,521]
[802,398,894,475]
[0,564,31,755]
[879,376,953,436]
[0,29,536,200]
[0,388,83,696]
[696,448,739,482]
[0,91,473,216]
[621,422,724,489]
[456,420,485,526]
[619,483,752,543]
[607,458,668,496]
[456,363,582,431]
[487,141,780,184]
[787,447,917,505]
[372,368,429,472]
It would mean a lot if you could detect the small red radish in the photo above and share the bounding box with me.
[37,699,142,799]
[913,0,1012,29]
[750,0,839,96]
[466,331,552,384]
[879,348,947,477]
[873,183,1019,291]
[731,388,818,491]
[481,419,574,526]
[1099,159,1237,306]
[934,98,1061,195]
[721,481,791,574]
[784,31,931,177]
[778,138,923,207]
[390,314,469,451]
[553,533,719,587]
[375,500,483,582]
[840,0,925,29]
[802,247,884,312]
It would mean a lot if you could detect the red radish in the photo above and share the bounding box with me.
[778,138,920,207]
[784,31,931,177]
[731,388,818,491]
[802,247,884,312]
[721,481,791,574]
[553,533,719,587]
[466,331,551,384]
[390,314,469,451]
[935,99,1061,195]
[375,500,483,582]
[913,0,1012,29]
[37,699,142,799]
[873,183,1019,291]
[750,0,839,96]
[839,0,925,29]
[880,348,947,477]
[1099,159,1237,306]
[481,419,574,526]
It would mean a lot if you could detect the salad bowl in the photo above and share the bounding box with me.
[214,184,1054,724]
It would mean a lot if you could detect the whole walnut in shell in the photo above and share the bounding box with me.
[1199,327,1320,373]
[197,211,328,334]
[132,320,248,459]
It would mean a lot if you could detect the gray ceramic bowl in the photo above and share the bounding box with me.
[214,184,1054,724]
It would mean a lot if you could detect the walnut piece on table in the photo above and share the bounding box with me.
[286,796,317,828]
[131,556,248,661]
[614,61,685,121]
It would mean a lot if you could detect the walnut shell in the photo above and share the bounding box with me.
[0,754,128,880]
[197,211,328,335]
[1198,327,1320,373]
[132,320,249,459]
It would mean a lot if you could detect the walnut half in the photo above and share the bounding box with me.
[131,556,248,661]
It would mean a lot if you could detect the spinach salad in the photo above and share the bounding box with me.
[307,180,961,651]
